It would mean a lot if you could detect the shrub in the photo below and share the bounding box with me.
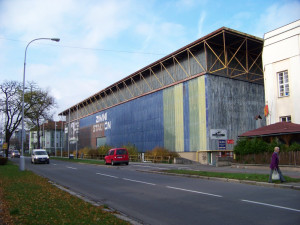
[145,146,179,158]
[97,144,113,155]
[234,137,299,156]
[267,139,288,152]
[234,138,249,156]
[0,157,8,165]
[76,147,97,158]
[289,142,300,151]
[234,138,269,155]
[122,143,138,156]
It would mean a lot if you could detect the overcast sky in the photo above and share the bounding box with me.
[0,0,299,121]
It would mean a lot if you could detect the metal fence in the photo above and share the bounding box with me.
[235,152,300,165]
[58,152,175,164]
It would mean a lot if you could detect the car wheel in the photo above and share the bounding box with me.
[111,160,114,166]
[126,162,129,165]
[47,160,50,164]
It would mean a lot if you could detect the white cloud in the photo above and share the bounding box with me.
[197,11,206,38]
[174,0,207,10]
[255,1,300,37]
[80,1,132,47]
[0,0,74,39]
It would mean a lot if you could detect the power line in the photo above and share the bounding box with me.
[0,37,166,56]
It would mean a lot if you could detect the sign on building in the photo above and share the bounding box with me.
[210,129,227,140]
[218,140,226,150]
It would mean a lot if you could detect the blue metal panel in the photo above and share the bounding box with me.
[97,91,164,152]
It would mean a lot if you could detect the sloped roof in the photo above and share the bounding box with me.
[239,122,300,137]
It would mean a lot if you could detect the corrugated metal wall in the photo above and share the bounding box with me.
[206,75,265,150]
[68,74,264,153]
[79,91,165,152]
[163,84,184,152]
[188,76,207,151]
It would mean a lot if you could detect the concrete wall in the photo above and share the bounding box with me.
[263,20,300,124]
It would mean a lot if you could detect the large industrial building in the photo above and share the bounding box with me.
[59,27,265,164]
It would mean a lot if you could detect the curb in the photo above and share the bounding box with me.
[48,181,143,225]
[138,170,300,191]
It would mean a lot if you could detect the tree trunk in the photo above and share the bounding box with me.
[5,131,12,159]
[37,124,41,149]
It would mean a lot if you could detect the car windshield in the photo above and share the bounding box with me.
[116,149,127,155]
[13,150,19,153]
[35,151,47,155]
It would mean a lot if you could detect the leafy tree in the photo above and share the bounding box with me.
[25,83,56,149]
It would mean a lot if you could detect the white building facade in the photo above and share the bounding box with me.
[29,121,65,155]
[263,20,300,125]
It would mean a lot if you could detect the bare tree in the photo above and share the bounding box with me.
[0,80,56,157]
[0,81,23,157]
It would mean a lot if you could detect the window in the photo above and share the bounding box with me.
[280,116,291,122]
[278,70,289,97]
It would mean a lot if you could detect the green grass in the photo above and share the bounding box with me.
[52,156,106,165]
[0,161,129,225]
[165,169,300,183]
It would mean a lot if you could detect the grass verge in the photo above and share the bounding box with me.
[52,157,105,165]
[0,161,129,225]
[164,170,300,183]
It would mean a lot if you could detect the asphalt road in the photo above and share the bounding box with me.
[12,158,300,225]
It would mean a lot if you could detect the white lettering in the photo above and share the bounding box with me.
[96,113,107,123]
[105,121,111,130]
[94,112,111,131]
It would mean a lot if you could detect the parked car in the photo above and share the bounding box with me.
[0,150,5,157]
[31,149,49,164]
[105,148,129,165]
[11,150,20,158]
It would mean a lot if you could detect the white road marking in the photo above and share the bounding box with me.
[132,165,166,170]
[66,166,77,170]
[52,164,57,166]
[241,200,300,212]
[96,173,118,178]
[123,178,156,186]
[166,186,222,198]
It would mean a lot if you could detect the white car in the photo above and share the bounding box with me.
[31,149,50,164]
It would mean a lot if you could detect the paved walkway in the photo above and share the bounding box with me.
[189,163,300,178]
[167,163,300,190]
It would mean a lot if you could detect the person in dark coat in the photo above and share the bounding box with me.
[268,146,285,183]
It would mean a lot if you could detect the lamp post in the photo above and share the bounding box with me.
[20,38,60,171]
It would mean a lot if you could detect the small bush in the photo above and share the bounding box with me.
[233,138,248,155]
[289,142,300,151]
[145,146,179,163]
[97,144,113,155]
[0,157,8,165]
[122,143,138,156]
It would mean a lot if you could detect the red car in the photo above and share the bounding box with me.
[105,148,129,166]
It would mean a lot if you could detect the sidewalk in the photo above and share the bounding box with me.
[149,163,300,190]
[187,163,300,178]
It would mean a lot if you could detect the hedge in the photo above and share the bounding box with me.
[234,138,300,156]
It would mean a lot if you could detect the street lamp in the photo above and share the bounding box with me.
[20,38,60,171]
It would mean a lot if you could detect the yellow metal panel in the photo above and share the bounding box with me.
[198,76,207,150]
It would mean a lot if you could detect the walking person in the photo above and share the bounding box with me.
[268,146,286,183]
